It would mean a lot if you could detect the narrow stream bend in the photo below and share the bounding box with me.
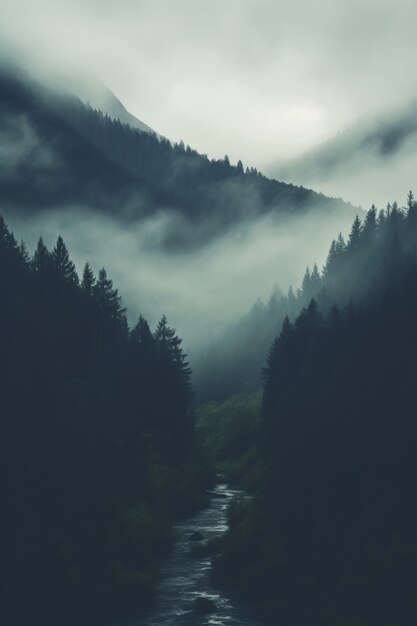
[122,483,264,626]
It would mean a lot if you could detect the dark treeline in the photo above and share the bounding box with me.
[0,66,353,247]
[213,195,417,625]
[0,67,164,211]
[195,197,416,403]
[0,216,213,626]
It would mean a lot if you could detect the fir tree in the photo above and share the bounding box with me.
[32,237,51,273]
[81,262,96,296]
[52,236,78,285]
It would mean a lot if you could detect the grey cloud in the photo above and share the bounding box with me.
[3,204,355,348]
[1,0,417,171]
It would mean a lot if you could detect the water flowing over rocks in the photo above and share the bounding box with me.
[116,483,264,626]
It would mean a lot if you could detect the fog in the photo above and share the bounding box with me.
[279,147,417,210]
[0,88,355,355]
[4,204,355,348]
[2,0,412,348]
[270,102,417,208]
[2,0,417,170]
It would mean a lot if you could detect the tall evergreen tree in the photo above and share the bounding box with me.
[81,262,96,296]
[32,237,51,273]
[52,236,79,285]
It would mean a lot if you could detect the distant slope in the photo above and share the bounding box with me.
[272,101,417,207]
[0,65,356,248]
[0,68,173,216]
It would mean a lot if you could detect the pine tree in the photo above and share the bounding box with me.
[406,190,414,212]
[52,236,79,285]
[310,263,322,293]
[348,215,362,250]
[336,232,346,254]
[0,216,18,254]
[299,266,312,303]
[287,285,297,318]
[94,267,125,320]
[81,262,96,297]
[19,240,30,264]
[323,240,337,279]
[153,315,193,462]
[131,315,154,352]
[362,206,377,242]
[154,315,191,386]
[32,237,51,273]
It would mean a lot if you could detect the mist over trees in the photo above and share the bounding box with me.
[213,196,417,624]
[0,65,353,249]
[194,275,315,403]
[272,99,417,207]
[2,49,417,626]
[0,216,213,626]
[195,196,416,402]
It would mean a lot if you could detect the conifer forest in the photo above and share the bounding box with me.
[1,3,417,625]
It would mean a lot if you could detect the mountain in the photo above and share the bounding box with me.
[0,65,169,214]
[58,71,158,135]
[272,100,417,207]
[0,63,356,249]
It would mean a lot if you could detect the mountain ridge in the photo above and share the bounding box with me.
[0,63,357,250]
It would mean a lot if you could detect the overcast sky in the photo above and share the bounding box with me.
[2,0,417,170]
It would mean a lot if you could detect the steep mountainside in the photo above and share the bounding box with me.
[0,65,355,248]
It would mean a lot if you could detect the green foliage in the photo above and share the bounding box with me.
[197,392,263,490]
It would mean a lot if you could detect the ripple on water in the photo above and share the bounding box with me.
[122,484,265,626]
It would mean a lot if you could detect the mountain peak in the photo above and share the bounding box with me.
[64,73,158,136]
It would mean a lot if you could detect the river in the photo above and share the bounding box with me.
[116,483,265,626]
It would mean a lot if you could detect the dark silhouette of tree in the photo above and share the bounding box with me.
[214,195,417,626]
[0,217,212,626]
[81,262,96,296]
[32,237,51,272]
[52,235,79,284]
[347,213,362,250]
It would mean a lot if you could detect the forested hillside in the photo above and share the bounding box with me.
[213,196,417,625]
[0,216,213,626]
[194,266,321,402]
[0,66,353,248]
[195,196,415,402]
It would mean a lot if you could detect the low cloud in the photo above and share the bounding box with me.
[1,0,417,169]
[271,103,417,208]
[3,204,355,348]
